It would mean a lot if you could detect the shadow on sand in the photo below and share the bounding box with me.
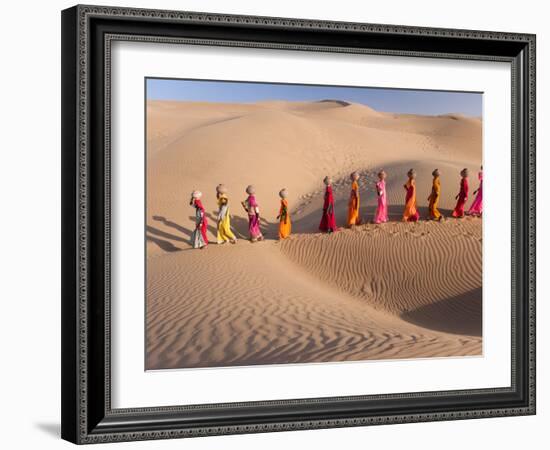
[400,288,482,337]
[147,224,187,242]
[152,215,192,238]
[146,234,182,252]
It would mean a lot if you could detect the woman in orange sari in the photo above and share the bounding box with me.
[427,168,442,221]
[403,169,420,222]
[277,188,291,239]
[347,171,361,227]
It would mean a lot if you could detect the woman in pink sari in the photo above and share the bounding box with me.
[452,168,469,218]
[319,176,337,233]
[468,166,483,216]
[373,170,388,224]
[241,185,263,242]
[189,190,208,249]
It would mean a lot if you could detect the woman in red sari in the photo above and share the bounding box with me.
[452,168,469,218]
[319,176,337,233]
[189,190,208,249]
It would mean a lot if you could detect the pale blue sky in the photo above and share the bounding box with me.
[146,78,482,117]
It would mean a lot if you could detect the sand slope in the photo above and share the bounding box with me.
[280,219,482,334]
[145,99,482,370]
[147,235,480,370]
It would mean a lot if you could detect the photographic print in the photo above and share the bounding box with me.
[61,7,535,442]
[145,78,483,371]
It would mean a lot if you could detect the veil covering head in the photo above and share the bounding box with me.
[190,190,202,205]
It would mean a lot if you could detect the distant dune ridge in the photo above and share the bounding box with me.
[145,99,482,370]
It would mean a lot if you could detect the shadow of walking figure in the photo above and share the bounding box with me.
[227,214,278,241]
[152,215,193,238]
[146,234,181,252]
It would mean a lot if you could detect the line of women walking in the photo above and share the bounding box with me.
[188,184,275,249]
[188,166,483,249]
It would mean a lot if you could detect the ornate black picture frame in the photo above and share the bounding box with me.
[61,4,536,444]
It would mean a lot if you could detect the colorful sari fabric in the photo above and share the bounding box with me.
[246,195,263,240]
[216,194,236,243]
[452,177,469,218]
[468,171,483,216]
[428,176,442,220]
[347,180,360,226]
[402,179,420,222]
[191,199,208,248]
[373,180,388,224]
[278,198,291,239]
[319,185,337,232]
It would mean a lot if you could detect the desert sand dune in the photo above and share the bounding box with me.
[279,219,482,324]
[146,236,481,370]
[145,99,482,370]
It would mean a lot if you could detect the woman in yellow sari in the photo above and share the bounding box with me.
[277,188,291,239]
[427,168,442,221]
[403,169,420,222]
[215,184,237,244]
[347,171,361,227]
